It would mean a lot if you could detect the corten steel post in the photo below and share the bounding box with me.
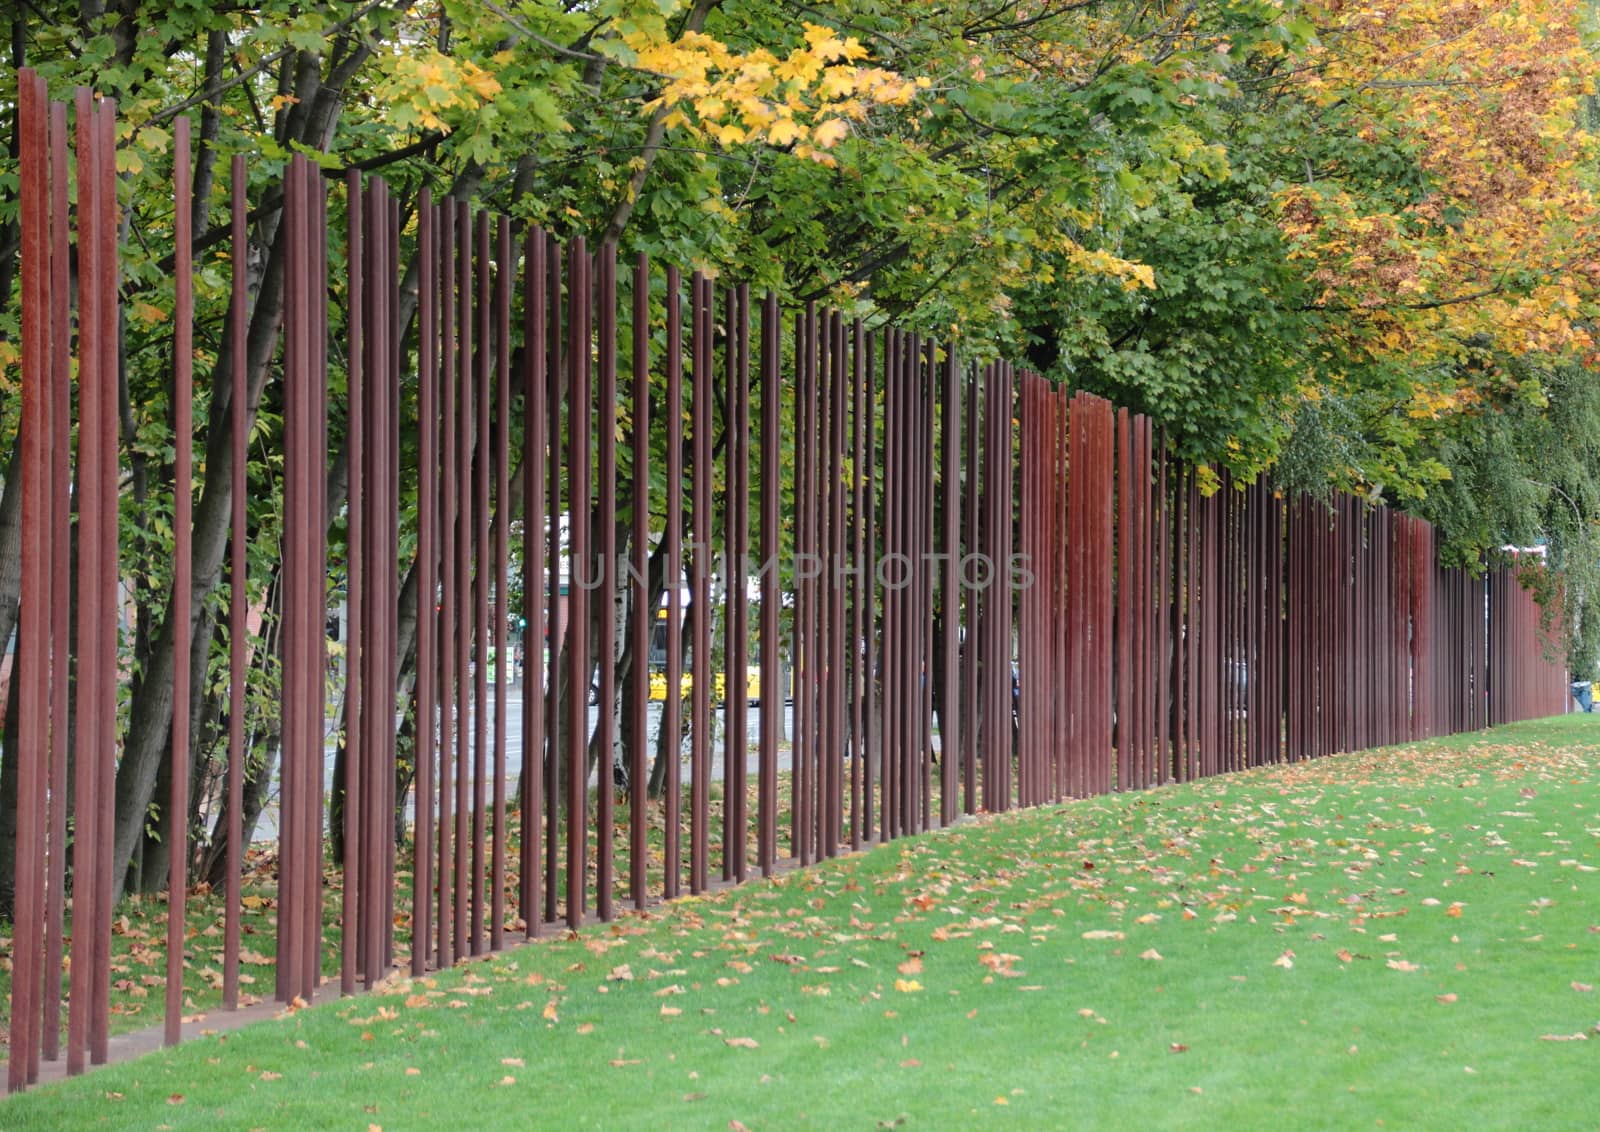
[727,284,752,880]
[961,366,978,816]
[344,173,367,995]
[939,348,961,826]
[919,343,936,829]
[65,83,100,1076]
[472,213,492,953]
[758,292,780,876]
[492,216,512,947]
[796,306,819,856]
[566,239,591,928]
[166,114,195,1048]
[42,96,71,1070]
[879,330,898,836]
[437,201,458,968]
[850,319,867,848]
[825,312,846,855]
[12,69,49,1091]
[628,253,651,908]
[544,236,563,924]
[689,273,712,894]
[521,227,549,936]
[454,201,474,959]
[862,331,877,840]
[663,266,683,901]
[415,192,438,968]
[91,95,120,1063]
[596,242,618,921]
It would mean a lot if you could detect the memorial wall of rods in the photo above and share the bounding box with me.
[4,75,1570,1090]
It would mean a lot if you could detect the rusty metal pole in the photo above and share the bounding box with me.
[663,266,683,900]
[596,242,617,921]
[343,173,366,994]
[758,292,780,876]
[492,216,512,947]
[689,273,711,894]
[42,96,70,1070]
[414,192,437,969]
[629,253,651,909]
[522,227,548,936]
[566,239,591,929]
[166,113,195,1048]
[436,202,458,969]
[11,68,49,1091]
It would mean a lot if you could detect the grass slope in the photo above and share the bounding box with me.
[4,716,1597,1130]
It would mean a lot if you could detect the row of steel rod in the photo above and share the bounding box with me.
[0,78,1578,1092]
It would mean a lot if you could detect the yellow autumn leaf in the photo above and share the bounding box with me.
[812,118,850,148]
[766,116,806,146]
[893,978,923,992]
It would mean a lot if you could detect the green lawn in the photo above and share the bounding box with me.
[4,715,1597,1130]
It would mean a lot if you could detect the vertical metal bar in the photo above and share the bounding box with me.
[624,253,652,897]
[66,80,99,1077]
[454,201,473,959]
[939,348,961,825]
[628,253,650,909]
[523,227,548,936]
[727,284,751,880]
[824,312,844,855]
[689,273,711,893]
[278,155,305,1004]
[962,367,978,815]
[344,174,365,994]
[566,239,591,928]
[850,319,866,848]
[436,199,457,969]
[663,265,683,900]
[472,213,491,953]
[92,96,120,1060]
[880,330,897,836]
[596,242,617,921]
[794,309,812,860]
[43,95,70,1068]
[12,69,49,1091]
[544,236,563,924]
[166,114,195,1048]
[492,216,512,947]
[415,193,437,969]
[224,152,248,1008]
[41,90,69,1068]
[862,331,877,837]
[758,292,779,876]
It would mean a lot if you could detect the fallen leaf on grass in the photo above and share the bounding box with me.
[1139,949,1163,962]
[725,1037,760,1049]
[1169,1043,1189,1054]
[1387,959,1421,973]
[502,1057,524,1067]
[1572,982,1593,993]
[1273,953,1295,969]
[893,978,924,993]
[1539,1033,1588,1042]
[1436,993,1458,1004]
[1082,930,1124,941]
